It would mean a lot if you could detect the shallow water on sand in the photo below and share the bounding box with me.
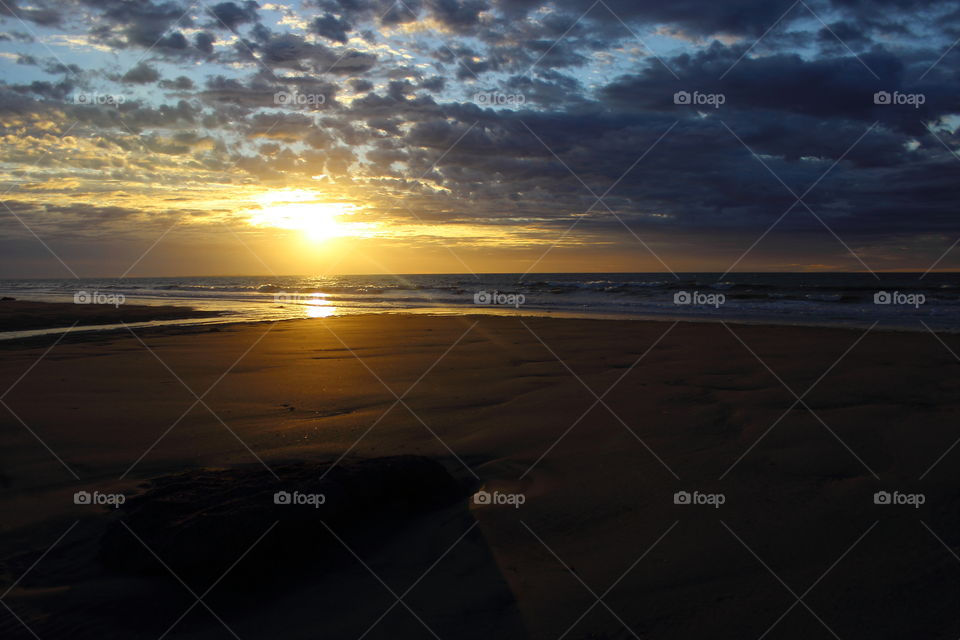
[0,272,957,338]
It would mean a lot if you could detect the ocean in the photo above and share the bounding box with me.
[1,273,958,338]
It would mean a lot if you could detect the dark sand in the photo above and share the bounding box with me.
[1,312,959,639]
[0,299,221,333]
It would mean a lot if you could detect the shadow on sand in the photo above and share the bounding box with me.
[0,456,528,639]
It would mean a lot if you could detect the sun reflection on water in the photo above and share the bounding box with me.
[304,294,336,318]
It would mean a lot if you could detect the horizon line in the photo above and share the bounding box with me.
[4,270,960,279]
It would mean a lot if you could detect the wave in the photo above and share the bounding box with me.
[1,274,957,330]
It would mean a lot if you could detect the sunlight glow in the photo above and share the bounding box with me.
[304,293,336,318]
[247,189,373,242]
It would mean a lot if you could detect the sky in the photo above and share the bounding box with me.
[0,0,958,277]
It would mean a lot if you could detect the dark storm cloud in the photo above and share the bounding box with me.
[199,74,304,109]
[208,1,260,29]
[479,0,958,45]
[0,31,35,42]
[331,63,954,239]
[195,31,216,54]
[0,0,61,26]
[159,75,195,90]
[504,70,585,107]
[570,0,809,38]
[251,31,376,73]
[77,99,201,130]
[245,111,315,141]
[35,0,212,59]
[83,0,193,50]
[121,62,161,84]
[311,13,353,43]
[428,0,487,32]
[420,75,445,92]
[43,60,83,76]
[350,78,374,93]
[816,20,872,50]
[600,44,960,137]
[308,0,421,28]
[0,199,146,234]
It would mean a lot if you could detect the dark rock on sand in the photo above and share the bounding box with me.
[98,456,466,587]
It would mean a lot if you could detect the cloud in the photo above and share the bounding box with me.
[121,62,161,83]
[208,0,260,29]
[255,32,377,73]
[0,0,62,26]
[159,75,195,90]
[311,13,353,43]
[0,0,958,269]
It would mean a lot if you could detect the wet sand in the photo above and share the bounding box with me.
[1,313,959,639]
[0,299,221,333]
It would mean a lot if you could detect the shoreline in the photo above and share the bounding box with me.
[0,299,222,335]
[0,299,953,346]
[2,271,957,339]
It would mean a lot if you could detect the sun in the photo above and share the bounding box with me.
[247,189,369,242]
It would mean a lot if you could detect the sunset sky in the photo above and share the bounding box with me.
[0,0,958,276]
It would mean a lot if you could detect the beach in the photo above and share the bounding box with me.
[3,0,956,635]
[1,310,959,639]
[0,299,222,334]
